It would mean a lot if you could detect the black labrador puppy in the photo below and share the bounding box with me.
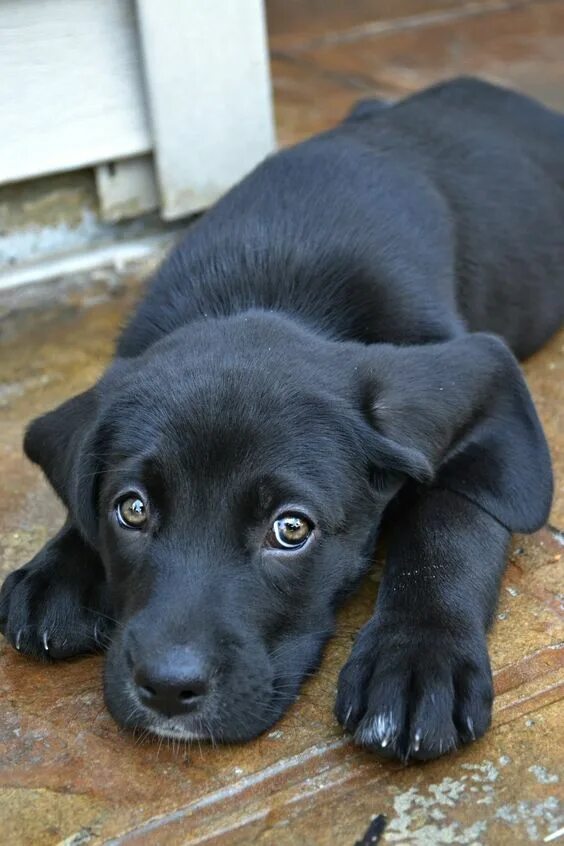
[2,78,563,761]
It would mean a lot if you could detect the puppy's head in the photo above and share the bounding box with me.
[24,313,551,742]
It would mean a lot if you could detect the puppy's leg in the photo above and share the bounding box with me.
[336,489,508,761]
[0,520,112,659]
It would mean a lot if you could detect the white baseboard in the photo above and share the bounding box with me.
[0,231,179,293]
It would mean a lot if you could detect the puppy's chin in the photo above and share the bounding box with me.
[148,723,207,741]
[136,695,292,744]
[137,709,212,743]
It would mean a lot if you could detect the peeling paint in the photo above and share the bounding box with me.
[460,760,500,783]
[495,797,562,841]
[385,776,489,844]
[529,766,560,785]
[382,757,564,845]
[386,788,488,844]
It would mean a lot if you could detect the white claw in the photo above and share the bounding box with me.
[345,705,353,726]
[413,730,422,752]
[42,631,49,652]
[466,716,475,739]
[15,629,22,651]
[93,620,100,646]
[381,737,388,748]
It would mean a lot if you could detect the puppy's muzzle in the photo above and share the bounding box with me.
[130,645,211,718]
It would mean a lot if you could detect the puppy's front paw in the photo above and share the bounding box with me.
[0,543,111,660]
[335,620,493,762]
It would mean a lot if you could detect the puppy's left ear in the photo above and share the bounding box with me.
[24,388,102,545]
[361,333,552,532]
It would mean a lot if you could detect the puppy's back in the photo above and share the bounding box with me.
[118,78,564,361]
[348,77,564,184]
[344,77,564,355]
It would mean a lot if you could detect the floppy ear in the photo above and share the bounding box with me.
[362,333,552,533]
[24,388,102,546]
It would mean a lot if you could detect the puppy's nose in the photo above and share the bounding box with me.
[134,648,210,717]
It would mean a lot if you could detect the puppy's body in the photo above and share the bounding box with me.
[2,78,563,762]
[119,76,564,359]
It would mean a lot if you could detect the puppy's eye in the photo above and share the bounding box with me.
[116,494,147,529]
[267,514,313,550]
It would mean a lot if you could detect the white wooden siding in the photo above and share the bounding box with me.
[0,0,152,185]
[0,0,275,223]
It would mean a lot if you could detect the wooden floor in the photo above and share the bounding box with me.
[1,1,563,843]
[268,0,564,147]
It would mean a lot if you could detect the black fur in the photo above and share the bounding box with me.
[1,78,563,761]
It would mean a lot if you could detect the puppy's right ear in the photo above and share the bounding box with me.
[359,334,552,533]
[24,389,101,546]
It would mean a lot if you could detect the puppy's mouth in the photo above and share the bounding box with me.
[104,658,291,744]
[143,718,209,742]
[119,695,286,745]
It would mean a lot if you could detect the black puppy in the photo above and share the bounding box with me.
[2,78,563,761]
